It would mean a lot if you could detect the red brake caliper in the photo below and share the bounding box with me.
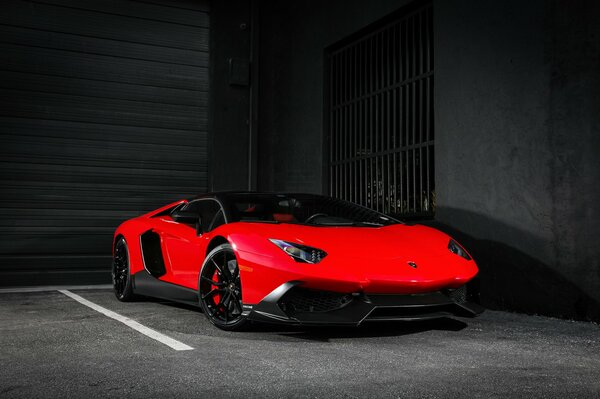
[211,270,221,304]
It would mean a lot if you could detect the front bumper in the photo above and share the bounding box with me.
[245,281,484,326]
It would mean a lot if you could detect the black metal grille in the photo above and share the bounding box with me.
[327,2,434,218]
[279,288,352,314]
[445,285,467,303]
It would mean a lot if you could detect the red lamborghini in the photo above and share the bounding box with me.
[112,192,483,330]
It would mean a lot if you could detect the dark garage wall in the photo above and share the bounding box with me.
[209,0,253,192]
[257,0,412,193]
[0,0,210,285]
[257,0,600,321]
[435,0,600,321]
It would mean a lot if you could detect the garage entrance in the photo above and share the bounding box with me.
[0,0,210,285]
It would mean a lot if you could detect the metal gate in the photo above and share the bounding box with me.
[327,2,434,218]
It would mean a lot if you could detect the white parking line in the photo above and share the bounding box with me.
[59,290,194,351]
[0,285,112,294]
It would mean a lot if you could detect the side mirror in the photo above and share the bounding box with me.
[171,209,199,225]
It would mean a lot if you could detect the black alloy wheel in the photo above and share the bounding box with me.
[198,244,247,331]
[112,237,136,301]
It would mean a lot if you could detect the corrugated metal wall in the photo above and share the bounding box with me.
[0,0,210,285]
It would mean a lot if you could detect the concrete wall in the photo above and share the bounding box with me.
[435,0,600,321]
[210,0,252,191]
[255,0,600,321]
[257,0,411,193]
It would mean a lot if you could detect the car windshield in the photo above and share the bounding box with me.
[221,193,400,226]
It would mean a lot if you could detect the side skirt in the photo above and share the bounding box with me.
[132,271,200,307]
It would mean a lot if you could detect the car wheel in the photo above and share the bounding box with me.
[112,237,137,302]
[198,243,247,331]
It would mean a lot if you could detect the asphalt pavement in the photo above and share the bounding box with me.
[0,288,598,398]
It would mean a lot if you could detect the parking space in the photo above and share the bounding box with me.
[1,288,599,398]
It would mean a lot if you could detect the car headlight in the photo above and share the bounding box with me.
[448,239,472,260]
[269,239,327,264]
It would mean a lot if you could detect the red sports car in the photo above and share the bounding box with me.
[112,192,482,330]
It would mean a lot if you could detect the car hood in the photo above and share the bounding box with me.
[224,221,477,293]
[233,222,451,259]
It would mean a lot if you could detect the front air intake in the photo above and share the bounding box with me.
[444,285,467,303]
[278,287,353,315]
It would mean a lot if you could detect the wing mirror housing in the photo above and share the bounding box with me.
[171,209,200,225]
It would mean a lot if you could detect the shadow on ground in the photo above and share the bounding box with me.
[153,298,467,341]
[264,318,467,342]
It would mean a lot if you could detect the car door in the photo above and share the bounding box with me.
[157,199,225,290]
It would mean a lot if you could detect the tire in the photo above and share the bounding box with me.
[198,243,248,331]
[112,237,137,302]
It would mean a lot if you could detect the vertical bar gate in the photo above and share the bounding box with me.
[327,2,434,219]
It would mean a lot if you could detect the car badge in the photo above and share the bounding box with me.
[407,261,418,269]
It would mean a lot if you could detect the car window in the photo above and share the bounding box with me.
[209,209,226,231]
[184,199,223,233]
[223,194,399,226]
